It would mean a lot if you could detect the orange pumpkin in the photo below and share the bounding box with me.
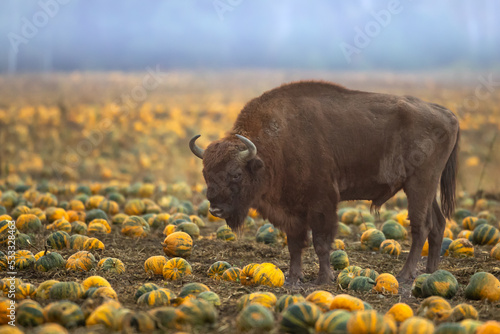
[162,232,193,258]
[374,273,399,294]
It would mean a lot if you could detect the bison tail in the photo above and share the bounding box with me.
[440,129,460,219]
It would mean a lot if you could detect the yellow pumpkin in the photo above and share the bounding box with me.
[448,238,474,257]
[83,237,105,251]
[374,273,399,294]
[305,290,335,312]
[83,276,111,290]
[92,287,118,300]
[15,283,37,300]
[332,239,345,250]
[477,321,500,334]
[144,255,168,275]
[253,263,285,288]
[329,294,364,312]
[386,303,413,323]
[85,300,121,329]
[162,232,193,258]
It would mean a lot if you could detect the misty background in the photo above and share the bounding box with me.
[0,0,499,73]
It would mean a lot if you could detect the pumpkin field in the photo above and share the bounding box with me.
[1,71,500,334]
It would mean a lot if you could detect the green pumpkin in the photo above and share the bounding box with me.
[381,220,407,240]
[337,222,352,237]
[359,268,379,281]
[412,274,431,298]
[422,270,458,299]
[197,291,221,308]
[175,222,200,240]
[329,250,349,270]
[348,276,376,292]
[176,298,218,328]
[197,199,210,216]
[216,225,237,241]
[440,238,453,256]
[454,209,472,223]
[15,233,32,248]
[434,322,466,334]
[85,209,108,223]
[280,302,321,334]
[34,252,65,272]
[255,223,279,244]
[148,306,179,330]
[71,221,87,235]
[337,266,362,289]
[238,304,274,332]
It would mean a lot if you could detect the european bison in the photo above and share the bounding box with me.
[190,81,459,285]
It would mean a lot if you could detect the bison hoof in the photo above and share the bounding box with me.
[396,270,418,284]
[314,272,334,285]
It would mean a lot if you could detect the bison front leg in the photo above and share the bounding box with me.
[426,199,446,273]
[285,227,308,286]
[310,209,336,285]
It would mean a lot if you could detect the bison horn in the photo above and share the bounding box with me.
[236,134,257,161]
[189,135,204,159]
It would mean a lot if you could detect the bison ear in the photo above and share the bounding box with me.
[247,157,264,174]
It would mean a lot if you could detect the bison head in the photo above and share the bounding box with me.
[189,134,265,229]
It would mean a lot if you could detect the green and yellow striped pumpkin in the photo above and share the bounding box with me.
[421,270,459,299]
[207,261,232,280]
[98,200,119,216]
[35,280,59,300]
[14,250,35,270]
[49,282,85,301]
[491,243,500,260]
[134,283,160,301]
[124,199,146,215]
[280,301,321,334]
[417,296,452,321]
[69,234,89,250]
[66,251,97,272]
[399,316,435,334]
[275,294,306,313]
[82,276,111,290]
[471,224,500,245]
[197,291,221,308]
[330,250,349,270]
[464,272,500,302]
[240,263,259,286]
[46,218,72,233]
[45,207,69,223]
[46,231,70,250]
[315,310,352,334]
[237,304,274,332]
[85,300,121,329]
[83,237,105,251]
[462,216,478,230]
[85,195,106,210]
[380,239,402,256]
[121,216,150,238]
[337,265,362,289]
[147,306,181,331]
[137,288,175,307]
[43,301,85,329]
[446,303,478,322]
[175,221,200,240]
[217,225,237,241]
[347,310,396,334]
[111,213,128,225]
[98,257,125,274]
[16,299,44,327]
[15,283,37,300]
[163,257,192,281]
[360,229,386,251]
[176,298,218,328]
[87,219,111,234]
[15,214,42,233]
[144,256,168,275]
[11,205,31,220]
[411,273,431,298]
[448,238,474,258]
[305,290,335,313]
[176,282,210,305]
[70,220,87,235]
[222,267,242,283]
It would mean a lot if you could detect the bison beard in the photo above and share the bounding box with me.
[190,80,460,286]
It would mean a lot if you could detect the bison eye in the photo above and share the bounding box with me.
[232,173,242,182]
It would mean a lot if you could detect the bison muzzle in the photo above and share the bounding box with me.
[190,80,459,285]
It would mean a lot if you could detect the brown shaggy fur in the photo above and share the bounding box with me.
[193,80,460,284]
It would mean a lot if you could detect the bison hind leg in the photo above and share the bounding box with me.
[309,207,337,285]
